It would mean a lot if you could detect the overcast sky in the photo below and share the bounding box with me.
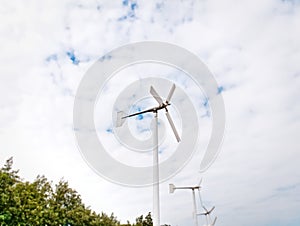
[1,0,300,225]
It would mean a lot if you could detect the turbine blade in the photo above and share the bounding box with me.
[165,110,181,142]
[116,111,126,127]
[208,206,215,214]
[198,189,205,209]
[212,217,217,226]
[198,178,203,187]
[166,84,176,103]
[203,205,209,212]
[150,86,163,105]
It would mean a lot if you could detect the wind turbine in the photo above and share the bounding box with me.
[169,179,203,226]
[197,187,217,226]
[117,83,181,226]
[197,206,217,226]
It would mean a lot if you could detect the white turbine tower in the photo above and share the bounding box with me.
[117,83,181,226]
[169,179,203,226]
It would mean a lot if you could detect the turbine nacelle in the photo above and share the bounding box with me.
[116,84,181,142]
[168,184,201,193]
[169,179,203,194]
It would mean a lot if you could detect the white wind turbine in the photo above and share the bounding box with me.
[197,186,217,226]
[117,83,181,226]
[169,179,203,226]
[169,179,217,226]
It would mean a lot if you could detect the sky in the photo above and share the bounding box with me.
[1,0,300,225]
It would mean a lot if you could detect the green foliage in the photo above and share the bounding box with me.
[0,158,167,226]
[131,212,153,226]
[0,158,120,226]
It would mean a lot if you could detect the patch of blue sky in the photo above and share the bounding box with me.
[118,12,136,21]
[136,114,152,124]
[137,114,143,120]
[153,1,194,28]
[77,55,92,63]
[203,97,209,108]
[217,86,224,94]
[131,105,141,112]
[99,54,112,62]
[106,128,113,133]
[199,97,211,118]
[286,219,300,226]
[130,2,137,10]
[66,50,80,65]
[118,15,128,21]
[118,0,138,21]
[46,54,57,62]
[265,218,300,226]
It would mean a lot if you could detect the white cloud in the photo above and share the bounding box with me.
[1,0,300,225]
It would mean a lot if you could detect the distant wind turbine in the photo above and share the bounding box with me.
[197,184,217,226]
[169,179,203,226]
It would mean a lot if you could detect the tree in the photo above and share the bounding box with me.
[0,158,171,226]
[0,158,120,226]
[0,157,20,224]
[133,212,153,226]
